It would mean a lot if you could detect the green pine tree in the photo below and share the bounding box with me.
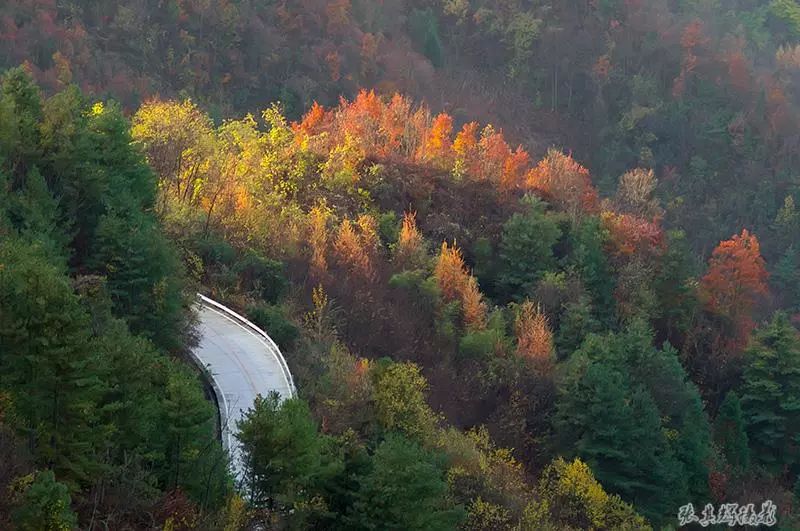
[237,393,338,512]
[714,391,750,471]
[497,195,562,299]
[0,237,104,489]
[11,470,78,531]
[556,322,711,524]
[346,434,464,530]
[741,312,800,472]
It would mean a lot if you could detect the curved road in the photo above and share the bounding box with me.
[192,295,296,485]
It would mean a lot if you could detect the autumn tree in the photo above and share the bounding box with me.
[501,146,531,192]
[452,121,480,179]
[526,149,598,223]
[700,229,769,351]
[131,99,214,215]
[515,301,553,371]
[434,241,487,330]
[373,362,439,444]
[478,125,511,183]
[315,344,376,438]
[394,211,427,270]
[419,113,453,168]
[524,457,651,530]
[614,168,663,219]
[307,204,332,279]
[333,218,374,280]
[293,101,331,138]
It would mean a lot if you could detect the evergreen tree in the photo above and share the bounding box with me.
[0,238,104,488]
[11,470,77,531]
[161,365,227,502]
[86,100,157,212]
[740,312,800,472]
[38,85,101,261]
[653,230,698,344]
[7,167,68,262]
[557,357,685,523]
[772,246,800,313]
[555,296,600,359]
[556,322,712,523]
[89,211,188,352]
[346,434,464,530]
[567,216,615,323]
[0,67,41,182]
[237,393,339,513]
[714,391,750,471]
[497,196,561,299]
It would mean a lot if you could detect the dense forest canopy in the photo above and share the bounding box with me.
[3,0,800,529]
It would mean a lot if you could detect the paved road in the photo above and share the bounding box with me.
[193,296,295,485]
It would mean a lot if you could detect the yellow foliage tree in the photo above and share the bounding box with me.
[523,457,651,530]
[356,213,379,253]
[308,204,331,279]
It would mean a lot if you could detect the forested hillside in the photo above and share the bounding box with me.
[8,0,800,259]
[3,0,800,529]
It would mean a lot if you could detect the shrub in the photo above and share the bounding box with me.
[247,304,299,350]
[235,252,289,303]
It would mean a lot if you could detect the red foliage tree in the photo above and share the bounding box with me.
[600,211,664,260]
[700,229,769,349]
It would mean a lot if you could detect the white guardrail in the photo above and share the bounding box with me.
[196,293,297,398]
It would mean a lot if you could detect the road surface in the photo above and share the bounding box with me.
[191,295,296,485]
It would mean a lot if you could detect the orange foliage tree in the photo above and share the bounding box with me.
[515,301,554,370]
[501,146,531,192]
[292,92,539,188]
[434,242,487,330]
[461,276,488,332]
[333,217,375,280]
[394,211,426,269]
[700,229,769,348]
[526,148,599,223]
[293,101,331,138]
[478,125,511,183]
[600,211,664,260]
[419,112,454,168]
